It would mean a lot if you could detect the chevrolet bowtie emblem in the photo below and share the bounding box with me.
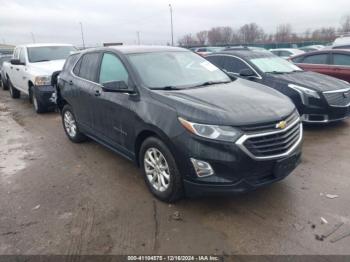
[276,120,287,129]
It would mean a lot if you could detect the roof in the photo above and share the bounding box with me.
[16,43,74,48]
[290,48,350,58]
[210,50,274,60]
[107,45,188,54]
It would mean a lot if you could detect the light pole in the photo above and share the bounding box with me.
[31,32,36,43]
[79,22,86,49]
[137,31,141,45]
[169,4,174,46]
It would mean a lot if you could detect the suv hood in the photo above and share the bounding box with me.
[266,71,350,92]
[29,59,66,75]
[151,78,295,126]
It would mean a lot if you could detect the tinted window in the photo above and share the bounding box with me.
[270,50,280,56]
[333,45,350,49]
[99,53,129,84]
[280,51,292,57]
[205,56,224,67]
[27,46,76,63]
[73,57,82,75]
[63,54,79,72]
[302,54,328,64]
[197,48,207,52]
[291,56,304,63]
[77,53,100,82]
[19,48,26,63]
[333,54,350,66]
[221,57,249,73]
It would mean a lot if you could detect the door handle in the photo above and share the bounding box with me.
[16,68,20,71]
[94,89,101,96]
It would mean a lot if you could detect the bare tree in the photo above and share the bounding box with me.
[340,15,350,33]
[196,31,208,45]
[275,24,293,42]
[312,27,336,41]
[238,23,265,43]
[178,34,198,46]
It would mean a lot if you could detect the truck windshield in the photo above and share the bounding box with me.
[28,46,77,63]
[250,56,302,74]
[127,51,231,89]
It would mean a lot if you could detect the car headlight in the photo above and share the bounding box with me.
[288,84,320,104]
[34,76,51,86]
[178,117,242,142]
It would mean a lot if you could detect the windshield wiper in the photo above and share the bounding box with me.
[152,86,180,90]
[265,71,286,74]
[192,80,231,88]
[33,59,50,63]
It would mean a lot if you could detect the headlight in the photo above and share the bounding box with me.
[178,117,242,142]
[288,84,320,104]
[34,76,51,86]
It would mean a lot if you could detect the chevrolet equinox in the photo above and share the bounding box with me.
[56,46,303,202]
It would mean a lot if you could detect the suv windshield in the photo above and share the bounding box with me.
[127,51,231,89]
[250,56,302,74]
[28,46,77,63]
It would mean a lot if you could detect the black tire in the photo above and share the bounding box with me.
[140,137,184,202]
[8,78,20,99]
[1,76,9,90]
[62,104,87,143]
[30,87,47,114]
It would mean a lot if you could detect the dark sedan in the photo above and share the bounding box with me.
[289,49,350,82]
[206,50,350,123]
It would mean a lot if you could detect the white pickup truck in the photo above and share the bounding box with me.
[2,43,77,113]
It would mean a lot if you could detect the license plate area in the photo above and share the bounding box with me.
[273,154,299,177]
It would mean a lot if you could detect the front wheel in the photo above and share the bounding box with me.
[30,87,47,114]
[62,105,87,143]
[1,77,9,90]
[140,137,184,202]
[9,79,20,99]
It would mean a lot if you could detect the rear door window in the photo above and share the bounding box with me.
[77,53,100,82]
[99,53,129,84]
[302,54,328,64]
[205,56,225,68]
[221,56,249,73]
[332,53,350,66]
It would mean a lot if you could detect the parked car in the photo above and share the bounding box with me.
[290,49,350,82]
[269,48,305,59]
[0,48,14,56]
[189,46,224,56]
[299,45,325,52]
[206,50,350,123]
[0,55,12,90]
[2,43,77,113]
[224,46,269,52]
[332,35,350,49]
[56,45,302,202]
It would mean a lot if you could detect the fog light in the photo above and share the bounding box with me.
[190,158,214,177]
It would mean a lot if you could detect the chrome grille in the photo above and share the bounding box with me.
[236,117,302,160]
[323,89,350,107]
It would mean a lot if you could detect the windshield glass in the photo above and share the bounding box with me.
[250,56,302,73]
[28,46,77,63]
[127,51,231,89]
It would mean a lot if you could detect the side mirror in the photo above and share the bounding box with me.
[239,68,256,77]
[223,70,237,80]
[11,59,25,66]
[102,81,130,92]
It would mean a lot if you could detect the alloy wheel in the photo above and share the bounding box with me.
[64,111,77,138]
[144,147,170,192]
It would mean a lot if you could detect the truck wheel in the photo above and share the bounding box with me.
[140,137,184,203]
[62,105,87,143]
[9,79,20,99]
[1,77,8,90]
[30,87,46,114]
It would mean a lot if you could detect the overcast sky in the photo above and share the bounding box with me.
[0,0,349,46]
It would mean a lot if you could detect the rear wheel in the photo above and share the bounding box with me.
[1,76,9,90]
[9,78,20,99]
[140,137,184,202]
[62,105,87,143]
